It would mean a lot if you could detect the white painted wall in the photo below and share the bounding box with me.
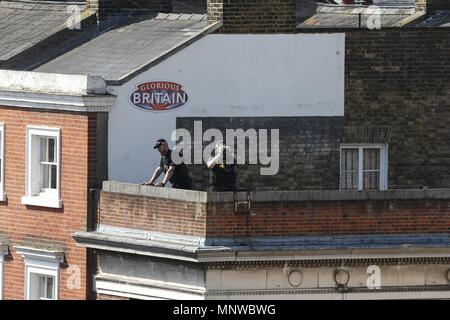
[107,34,345,183]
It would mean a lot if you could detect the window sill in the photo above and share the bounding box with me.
[0,193,6,202]
[21,195,62,209]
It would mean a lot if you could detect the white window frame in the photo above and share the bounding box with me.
[27,267,58,300]
[21,126,62,208]
[0,123,6,201]
[340,144,388,191]
[15,246,63,300]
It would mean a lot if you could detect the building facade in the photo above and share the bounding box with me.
[0,0,448,300]
[0,72,114,299]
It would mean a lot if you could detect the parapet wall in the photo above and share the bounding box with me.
[98,181,450,239]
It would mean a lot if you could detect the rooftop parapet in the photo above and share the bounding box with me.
[93,181,450,239]
[73,181,449,262]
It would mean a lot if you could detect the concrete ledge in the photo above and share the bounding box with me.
[246,189,450,203]
[0,70,107,95]
[73,231,201,262]
[0,90,116,113]
[103,181,450,203]
[73,228,449,263]
[103,181,208,202]
[96,224,205,247]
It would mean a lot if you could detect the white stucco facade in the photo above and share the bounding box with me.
[107,33,345,183]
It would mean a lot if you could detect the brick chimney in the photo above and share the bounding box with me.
[87,0,173,21]
[207,0,297,33]
[416,0,450,11]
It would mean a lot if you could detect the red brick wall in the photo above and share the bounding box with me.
[0,106,96,300]
[98,192,206,237]
[97,192,449,239]
[206,199,450,237]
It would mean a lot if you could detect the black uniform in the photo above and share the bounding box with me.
[160,149,192,189]
[209,160,236,192]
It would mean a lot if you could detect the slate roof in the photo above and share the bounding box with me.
[36,13,219,84]
[297,0,417,28]
[415,10,450,27]
[0,0,87,61]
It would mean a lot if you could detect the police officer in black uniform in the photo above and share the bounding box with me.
[144,138,192,189]
[207,142,236,192]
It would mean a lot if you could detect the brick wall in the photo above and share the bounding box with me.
[0,106,98,300]
[177,117,343,191]
[98,191,207,237]
[344,29,450,189]
[206,199,449,237]
[97,190,449,239]
[416,0,450,11]
[207,0,296,33]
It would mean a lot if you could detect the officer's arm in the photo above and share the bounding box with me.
[147,166,163,185]
[206,153,221,169]
[161,165,175,186]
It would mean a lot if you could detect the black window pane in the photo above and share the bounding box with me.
[51,165,57,189]
[363,148,380,170]
[48,138,55,163]
[341,148,359,190]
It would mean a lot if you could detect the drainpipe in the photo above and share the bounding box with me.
[88,186,101,231]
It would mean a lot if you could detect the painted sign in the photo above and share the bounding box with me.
[130,81,188,111]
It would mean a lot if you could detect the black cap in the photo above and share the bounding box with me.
[153,138,168,149]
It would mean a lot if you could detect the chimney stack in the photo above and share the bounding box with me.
[87,0,173,21]
[207,0,296,33]
[416,0,450,11]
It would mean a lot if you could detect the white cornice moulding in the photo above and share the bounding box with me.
[95,278,205,300]
[0,90,116,112]
[0,70,107,95]
[15,246,64,264]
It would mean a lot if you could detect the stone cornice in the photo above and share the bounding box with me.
[15,246,64,263]
[204,256,450,269]
[205,285,450,297]
[0,90,116,113]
